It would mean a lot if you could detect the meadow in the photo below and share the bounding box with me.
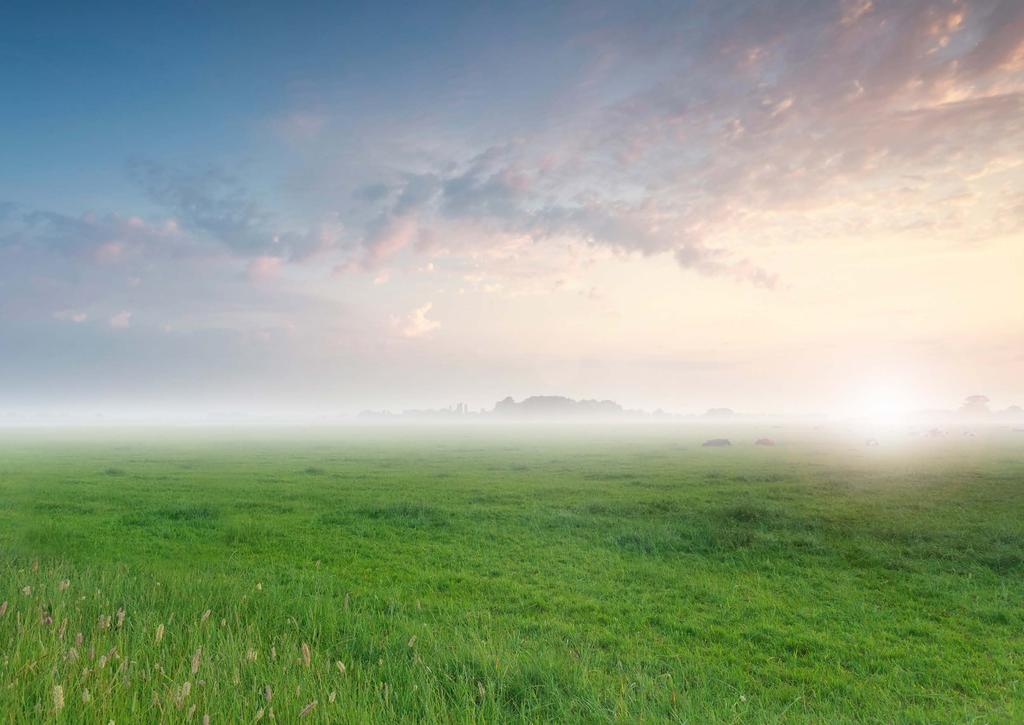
[0,425,1021,723]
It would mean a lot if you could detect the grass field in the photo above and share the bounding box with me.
[0,425,1022,722]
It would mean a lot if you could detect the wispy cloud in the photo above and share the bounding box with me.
[53,309,88,323]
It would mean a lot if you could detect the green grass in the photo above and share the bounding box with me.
[0,425,1022,722]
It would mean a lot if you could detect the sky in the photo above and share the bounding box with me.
[1,0,1022,421]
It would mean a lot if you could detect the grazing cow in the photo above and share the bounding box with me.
[702,438,732,447]
[865,438,880,447]
[755,438,776,446]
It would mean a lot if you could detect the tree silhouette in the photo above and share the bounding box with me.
[959,395,991,416]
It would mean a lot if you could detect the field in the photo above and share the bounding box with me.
[0,425,1022,722]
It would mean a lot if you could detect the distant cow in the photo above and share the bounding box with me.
[702,438,732,447]
[865,438,880,447]
[755,438,776,446]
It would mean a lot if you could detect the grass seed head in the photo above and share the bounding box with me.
[264,684,273,702]
[336,660,346,675]
[58,579,71,591]
[301,642,311,667]
[155,623,165,643]
[0,601,7,617]
[52,685,65,713]
[191,648,203,675]
[201,609,212,624]
[299,701,317,718]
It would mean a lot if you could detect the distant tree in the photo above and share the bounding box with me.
[704,408,735,418]
[493,396,518,415]
[959,395,991,416]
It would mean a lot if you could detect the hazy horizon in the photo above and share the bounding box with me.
[2,1,1022,421]
[3,392,1021,428]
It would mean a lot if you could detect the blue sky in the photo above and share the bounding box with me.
[2,0,1022,420]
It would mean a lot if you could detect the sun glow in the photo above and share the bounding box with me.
[845,378,918,425]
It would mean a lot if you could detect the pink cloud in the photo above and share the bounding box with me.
[247,255,284,282]
[336,216,418,274]
[392,302,441,338]
[109,311,132,329]
[94,241,125,263]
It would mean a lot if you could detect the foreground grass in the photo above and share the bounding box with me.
[0,425,1022,722]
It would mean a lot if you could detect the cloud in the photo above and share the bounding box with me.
[53,309,88,323]
[0,206,180,259]
[272,112,327,143]
[9,0,1023,297]
[247,255,284,283]
[339,149,776,285]
[393,302,441,338]
[128,159,275,255]
[94,241,126,263]
[0,197,346,345]
[118,0,1017,291]
[109,311,132,329]
[128,159,343,262]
